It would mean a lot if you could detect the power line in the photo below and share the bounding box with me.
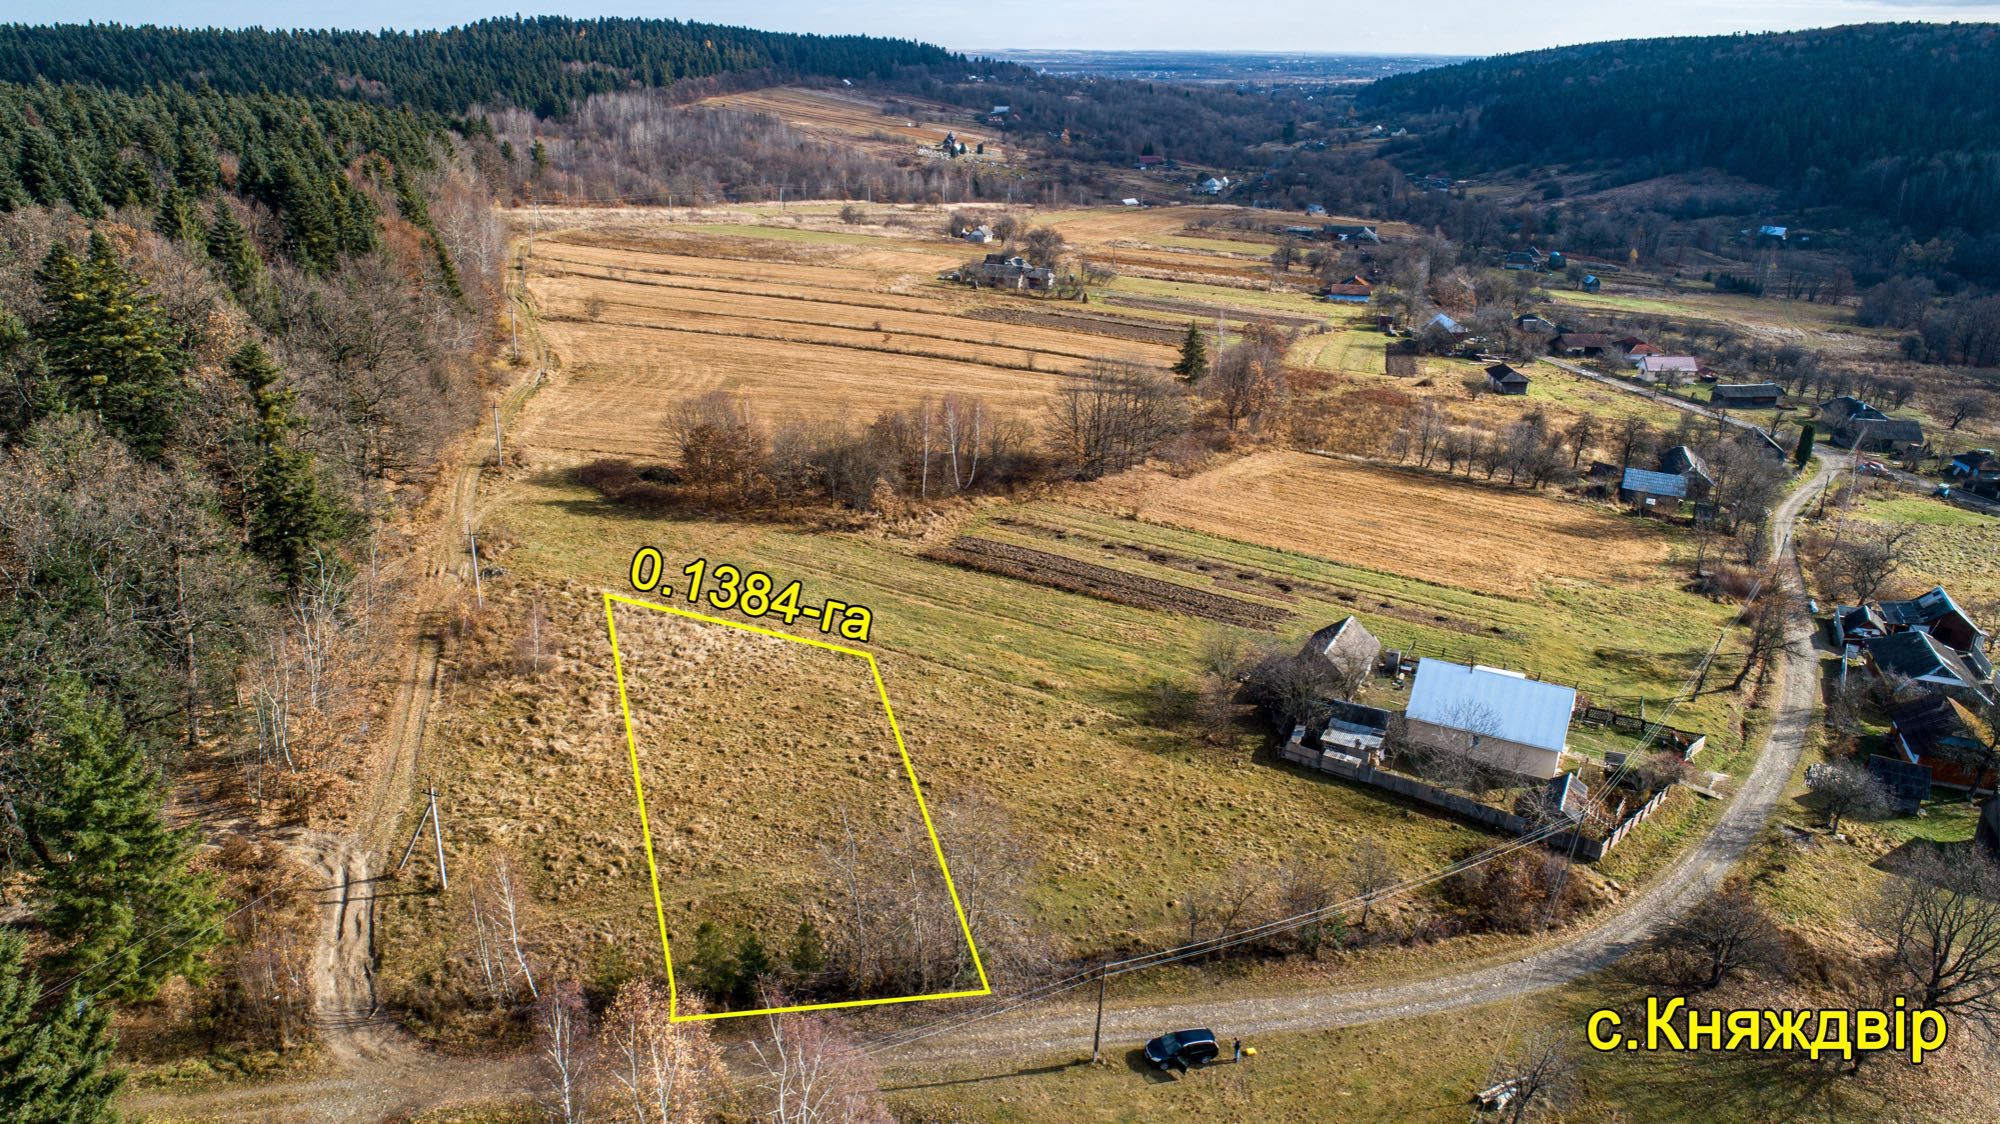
[868,473,1816,1060]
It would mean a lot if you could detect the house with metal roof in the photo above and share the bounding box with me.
[1888,694,1994,791]
[1819,396,1925,451]
[1619,467,1688,510]
[1657,445,1716,497]
[1404,659,1575,779]
[1711,382,1783,408]
[1865,632,1993,706]
[1636,355,1702,385]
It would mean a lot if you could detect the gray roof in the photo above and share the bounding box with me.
[1406,659,1575,753]
[1868,632,1987,697]
[1620,467,1688,498]
[1711,382,1782,401]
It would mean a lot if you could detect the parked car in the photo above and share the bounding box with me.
[1144,1028,1220,1071]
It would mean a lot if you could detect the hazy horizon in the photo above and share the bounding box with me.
[4,2,1999,57]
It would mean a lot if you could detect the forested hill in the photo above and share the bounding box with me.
[1361,22,2000,234]
[0,17,961,116]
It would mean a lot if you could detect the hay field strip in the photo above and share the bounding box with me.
[704,86,1009,157]
[532,271,1176,368]
[518,327,1083,456]
[1113,451,1673,599]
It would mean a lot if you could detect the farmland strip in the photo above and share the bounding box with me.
[922,537,1291,628]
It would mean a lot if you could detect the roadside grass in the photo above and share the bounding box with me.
[1845,490,2000,602]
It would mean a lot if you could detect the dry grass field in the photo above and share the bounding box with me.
[1104,451,1673,597]
[703,86,1011,160]
[373,206,1771,1035]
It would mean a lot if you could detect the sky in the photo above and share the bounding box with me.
[4,0,1998,56]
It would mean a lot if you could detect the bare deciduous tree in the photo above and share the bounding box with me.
[537,980,592,1124]
[1808,759,1889,832]
[1043,360,1189,480]
[1347,843,1401,930]
[1646,885,1790,989]
[750,1005,892,1124]
[600,979,726,1122]
[1866,848,2000,1040]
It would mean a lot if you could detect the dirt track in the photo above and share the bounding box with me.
[129,232,1838,1120]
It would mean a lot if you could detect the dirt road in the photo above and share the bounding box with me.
[875,457,1835,1065]
[131,269,1835,1119]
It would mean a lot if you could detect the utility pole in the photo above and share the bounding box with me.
[1090,963,1108,1063]
[398,784,449,890]
[467,525,484,609]
[493,405,505,464]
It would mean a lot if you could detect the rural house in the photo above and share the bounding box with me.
[1548,332,1611,356]
[1618,467,1688,511]
[1843,586,1993,658]
[1635,355,1702,385]
[1485,363,1530,395]
[1322,224,1381,243]
[962,225,994,244]
[1299,616,1383,682]
[1946,450,2000,498]
[1864,632,1993,706]
[1403,659,1575,780]
[946,253,1054,291]
[1888,694,1994,791]
[1819,396,1925,451]
[1613,335,1653,355]
[1321,282,1373,303]
[1710,382,1783,409]
[1657,445,1716,497]
[1502,250,1542,271]
[1515,314,1556,333]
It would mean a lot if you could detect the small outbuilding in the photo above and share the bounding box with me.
[1485,363,1530,395]
[1711,382,1783,409]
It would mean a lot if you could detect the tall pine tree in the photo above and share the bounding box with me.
[231,341,339,586]
[27,677,223,1004]
[0,931,120,1122]
[33,233,187,459]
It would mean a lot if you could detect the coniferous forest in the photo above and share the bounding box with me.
[1362,23,2000,241]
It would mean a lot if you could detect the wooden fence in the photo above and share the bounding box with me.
[1280,740,1677,863]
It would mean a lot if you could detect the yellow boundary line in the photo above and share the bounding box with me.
[602,591,990,1022]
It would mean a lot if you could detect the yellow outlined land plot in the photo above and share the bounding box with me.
[602,592,990,1022]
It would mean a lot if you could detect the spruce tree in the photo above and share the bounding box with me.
[1794,422,1815,468]
[689,920,736,1001]
[788,918,826,977]
[731,931,772,1007]
[29,678,223,1004]
[231,341,339,585]
[1173,321,1208,381]
[34,233,187,459]
[0,931,121,1123]
[154,187,202,244]
[206,202,272,314]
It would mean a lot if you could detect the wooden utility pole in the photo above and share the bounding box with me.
[493,405,505,463]
[467,525,484,609]
[1090,964,1108,1063]
[397,785,449,890]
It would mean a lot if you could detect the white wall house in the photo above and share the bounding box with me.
[1403,659,1575,780]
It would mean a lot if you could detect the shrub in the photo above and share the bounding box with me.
[576,458,638,494]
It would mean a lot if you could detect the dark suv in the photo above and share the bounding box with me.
[1144,1028,1220,1071]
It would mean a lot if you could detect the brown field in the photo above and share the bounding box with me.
[512,209,1284,458]
[924,537,1293,628]
[1109,451,1673,597]
[703,86,1011,160]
